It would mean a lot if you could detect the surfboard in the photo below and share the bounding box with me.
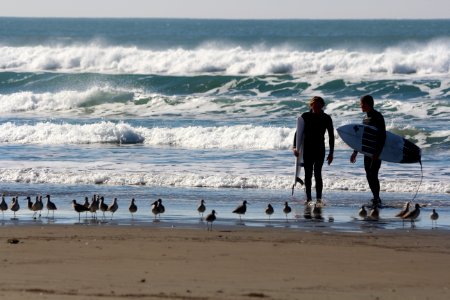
[292,116,305,195]
[337,124,421,163]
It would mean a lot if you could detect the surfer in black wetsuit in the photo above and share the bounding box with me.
[350,95,386,207]
[293,96,334,202]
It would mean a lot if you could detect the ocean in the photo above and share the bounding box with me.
[0,18,449,230]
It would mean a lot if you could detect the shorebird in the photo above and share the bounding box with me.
[27,196,34,212]
[368,206,379,220]
[129,198,137,218]
[10,197,20,219]
[99,196,108,219]
[358,205,367,218]
[0,194,8,218]
[45,195,57,219]
[31,195,43,219]
[72,199,88,221]
[83,196,90,218]
[205,210,216,231]
[265,203,274,221]
[151,200,160,220]
[88,195,99,219]
[430,208,439,229]
[197,199,206,218]
[157,198,165,215]
[395,202,410,218]
[402,203,421,227]
[107,198,119,220]
[233,200,247,221]
[283,201,292,221]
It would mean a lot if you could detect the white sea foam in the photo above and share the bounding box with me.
[0,121,441,151]
[0,167,447,194]
[1,39,449,76]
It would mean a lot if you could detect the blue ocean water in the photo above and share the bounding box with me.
[0,18,449,230]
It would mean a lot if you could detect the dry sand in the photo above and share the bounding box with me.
[1,225,450,300]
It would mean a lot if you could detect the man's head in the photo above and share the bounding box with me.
[360,95,374,113]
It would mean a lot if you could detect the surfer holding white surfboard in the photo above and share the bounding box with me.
[292,96,335,202]
[349,95,386,208]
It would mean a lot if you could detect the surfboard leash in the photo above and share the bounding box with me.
[411,160,423,203]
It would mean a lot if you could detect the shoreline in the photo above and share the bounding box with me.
[1,225,450,299]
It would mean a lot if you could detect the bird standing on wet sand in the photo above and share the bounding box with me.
[265,204,274,221]
[283,202,292,221]
[358,205,367,218]
[107,198,119,220]
[99,196,108,219]
[45,195,57,219]
[72,199,88,221]
[27,196,34,212]
[1,194,8,218]
[430,208,439,229]
[402,203,421,227]
[129,198,137,218]
[197,199,206,218]
[10,197,20,219]
[205,210,216,231]
[395,202,410,218]
[31,195,43,219]
[151,200,159,220]
[88,195,99,219]
[233,200,247,221]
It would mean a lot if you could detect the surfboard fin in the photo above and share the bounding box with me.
[291,177,304,196]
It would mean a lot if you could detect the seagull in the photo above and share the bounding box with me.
[402,203,421,227]
[233,200,247,221]
[10,197,20,219]
[265,204,274,221]
[72,199,88,221]
[430,208,439,229]
[45,195,57,219]
[283,201,292,221]
[205,210,216,231]
[0,194,8,218]
[197,199,206,218]
[31,195,43,219]
[107,198,119,220]
[368,206,379,220]
[129,198,137,218]
[358,205,367,218]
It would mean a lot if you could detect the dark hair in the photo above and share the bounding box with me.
[360,95,374,108]
[309,96,325,108]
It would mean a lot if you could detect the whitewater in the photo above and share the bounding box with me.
[0,18,449,229]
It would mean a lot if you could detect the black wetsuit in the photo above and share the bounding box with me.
[362,109,386,200]
[294,110,334,200]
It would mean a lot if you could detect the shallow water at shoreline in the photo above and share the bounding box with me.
[1,183,449,232]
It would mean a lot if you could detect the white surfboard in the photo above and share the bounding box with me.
[292,116,305,195]
[337,124,421,163]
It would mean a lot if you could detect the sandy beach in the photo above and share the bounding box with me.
[1,225,449,300]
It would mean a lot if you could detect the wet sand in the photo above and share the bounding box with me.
[1,225,450,300]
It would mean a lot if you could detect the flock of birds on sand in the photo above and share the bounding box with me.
[0,194,441,230]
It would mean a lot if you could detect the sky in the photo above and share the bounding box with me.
[2,0,450,19]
